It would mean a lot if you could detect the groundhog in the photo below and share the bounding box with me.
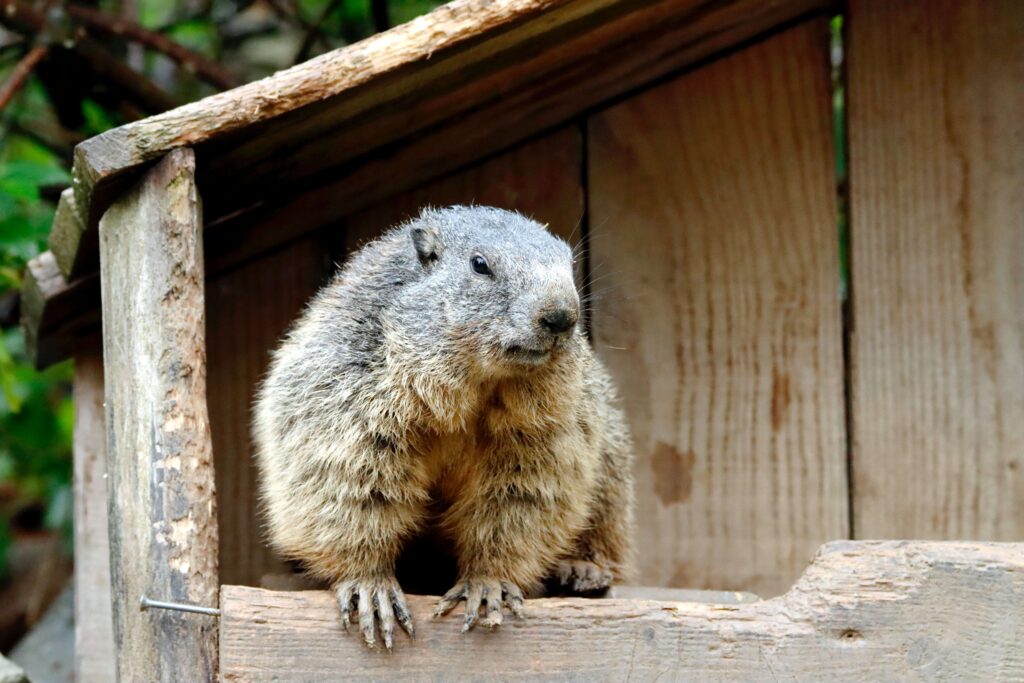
[253,205,634,649]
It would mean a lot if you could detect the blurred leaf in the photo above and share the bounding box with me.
[168,18,220,57]
[0,337,20,412]
[80,99,120,137]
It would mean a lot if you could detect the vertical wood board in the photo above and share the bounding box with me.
[847,0,1024,539]
[588,21,847,596]
[98,148,219,681]
[72,340,116,683]
[207,238,331,586]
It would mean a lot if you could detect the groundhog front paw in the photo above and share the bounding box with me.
[555,559,613,594]
[432,578,525,632]
[335,576,414,651]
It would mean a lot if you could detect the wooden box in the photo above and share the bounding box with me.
[22,0,1022,680]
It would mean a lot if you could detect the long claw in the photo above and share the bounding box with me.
[481,583,503,629]
[390,587,415,638]
[503,581,526,620]
[335,582,355,631]
[434,583,465,618]
[462,582,484,632]
[358,585,376,649]
[375,590,395,652]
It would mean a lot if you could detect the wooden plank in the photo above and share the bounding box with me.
[847,0,1024,540]
[48,189,85,278]
[71,340,116,683]
[62,0,835,280]
[98,148,219,681]
[343,126,584,256]
[207,238,330,586]
[588,22,847,597]
[219,541,1024,682]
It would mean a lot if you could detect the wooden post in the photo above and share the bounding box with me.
[99,148,219,681]
[72,339,116,682]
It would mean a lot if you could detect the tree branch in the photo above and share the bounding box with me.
[264,0,316,33]
[0,0,177,113]
[66,5,239,90]
[294,0,343,65]
[0,44,47,112]
[370,0,389,33]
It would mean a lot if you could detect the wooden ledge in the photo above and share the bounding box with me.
[218,541,1024,682]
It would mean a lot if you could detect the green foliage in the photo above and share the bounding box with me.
[0,91,73,577]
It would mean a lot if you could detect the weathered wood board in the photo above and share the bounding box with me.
[588,22,847,597]
[98,148,219,681]
[219,541,1024,682]
[71,341,116,683]
[207,238,331,586]
[847,0,1024,538]
[49,189,85,278]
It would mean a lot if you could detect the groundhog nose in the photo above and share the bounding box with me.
[539,308,577,335]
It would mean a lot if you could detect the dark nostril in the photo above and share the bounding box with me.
[540,308,577,335]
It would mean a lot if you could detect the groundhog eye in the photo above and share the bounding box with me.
[470,255,492,276]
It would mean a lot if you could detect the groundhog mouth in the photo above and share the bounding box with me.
[504,344,553,364]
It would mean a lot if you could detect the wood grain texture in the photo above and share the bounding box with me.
[219,541,1024,682]
[71,340,116,683]
[343,126,584,258]
[207,238,331,586]
[588,22,847,597]
[98,148,219,681]
[847,0,1024,540]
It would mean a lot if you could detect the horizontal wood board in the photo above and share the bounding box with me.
[588,21,847,597]
[219,541,1024,682]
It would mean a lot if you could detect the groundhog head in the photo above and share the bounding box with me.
[393,205,581,377]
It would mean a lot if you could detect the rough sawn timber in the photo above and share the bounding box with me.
[219,541,1024,682]
[99,148,219,682]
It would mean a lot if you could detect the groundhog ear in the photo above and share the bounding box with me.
[411,226,442,266]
